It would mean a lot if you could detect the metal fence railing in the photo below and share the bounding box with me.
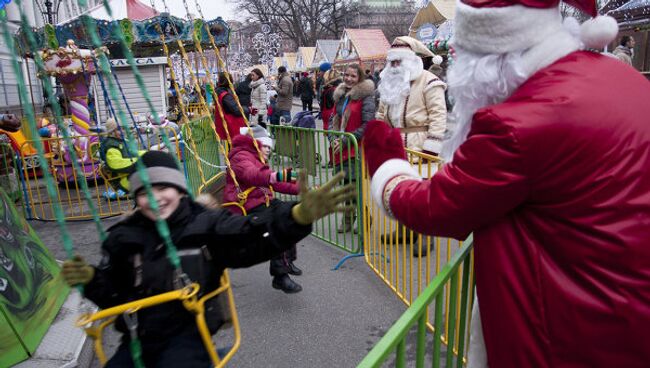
[269,125,363,254]
[362,149,468,305]
[19,129,181,221]
[358,238,475,368]
[361,148,474,365]
[182,115,224,196]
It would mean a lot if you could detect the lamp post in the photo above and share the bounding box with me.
[34,0,62,25]
[252,24,282,83]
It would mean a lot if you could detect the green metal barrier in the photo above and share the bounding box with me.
[182,115,223,196]
[358,236,474,368]
[268,125,362,254]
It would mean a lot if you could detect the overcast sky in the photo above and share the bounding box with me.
[151,0,239,21]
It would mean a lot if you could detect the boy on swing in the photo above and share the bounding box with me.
[61,151,354,367]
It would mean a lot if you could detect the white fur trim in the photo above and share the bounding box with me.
[387,48,424,81]
[519,25,580,77]
[387,48,417,61]
[580,16,618,50]
[370,158,421,216]
[452,2,563,54]
[422,138,443,155]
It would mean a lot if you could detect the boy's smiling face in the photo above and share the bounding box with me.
[136,185,183,221]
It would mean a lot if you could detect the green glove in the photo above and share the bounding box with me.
[291,171,356,225]
[61,255,95,286]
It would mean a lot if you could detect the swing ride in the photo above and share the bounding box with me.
[1,0,279,365]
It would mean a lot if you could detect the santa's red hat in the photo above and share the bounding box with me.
[453,0,618,54]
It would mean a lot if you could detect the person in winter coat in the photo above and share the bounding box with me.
[363,1,650,366]
[223,126,304,293]
[249,68,268,128]
[99,118,145,193]
[299,72,314,111]
[271,66,293,125]
[214,72,253,141]
[61,151,354,367]
[612,35,635,66]
[319,69,343,168]
[235,74,252,110]
[329,64,376,233]
[376,36,447,157]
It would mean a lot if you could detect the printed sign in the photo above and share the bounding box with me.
[417,23,438,43]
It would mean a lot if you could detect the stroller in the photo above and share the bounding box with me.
[273,111,320,174]
[284,110,317,128]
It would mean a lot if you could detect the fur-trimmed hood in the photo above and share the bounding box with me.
[333,79,375,103]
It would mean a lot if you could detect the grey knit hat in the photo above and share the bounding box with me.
[129,151,187,195]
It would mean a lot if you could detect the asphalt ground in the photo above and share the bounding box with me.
[26,101,418,367]
[30,214,409,367]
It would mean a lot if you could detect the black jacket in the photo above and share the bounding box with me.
[216,87,250,117]
[300,77,314,100]
[234,79,252,107]
[84,198,310,347]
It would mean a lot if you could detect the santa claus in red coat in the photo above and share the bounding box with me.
[363,0,650,366]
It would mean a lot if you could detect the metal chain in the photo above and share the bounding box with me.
[186,0,267,165]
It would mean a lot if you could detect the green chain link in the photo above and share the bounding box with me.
[98,0,191,199]
[74,0,182,271]
[11,0,108,244]
[0,12,78,260]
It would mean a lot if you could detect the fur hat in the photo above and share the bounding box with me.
[453,0,618,54]
[390,36,435,59]
[240,125,274,149]
[129,151,187,195]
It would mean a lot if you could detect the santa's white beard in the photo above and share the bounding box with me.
[440,48,531,162]
[378,65,411,106]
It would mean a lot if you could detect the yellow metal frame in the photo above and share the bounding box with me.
[361,147,474,364]
[19,131,181,220]
[78,271,242,367]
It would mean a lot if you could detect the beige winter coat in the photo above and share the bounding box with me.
[250,78,267,122]
[274,72,293,111]
[376,70,447,155]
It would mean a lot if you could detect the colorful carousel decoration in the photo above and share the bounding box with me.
[38,40,102,183]
[16,7,230,58]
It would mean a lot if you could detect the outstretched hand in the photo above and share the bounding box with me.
[61,255,95,286]
[291,171,356,225]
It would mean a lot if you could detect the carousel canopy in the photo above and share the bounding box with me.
[15,3,230,58]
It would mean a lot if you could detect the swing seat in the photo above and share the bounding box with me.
[198,171,248,215]
[77,272,241,368]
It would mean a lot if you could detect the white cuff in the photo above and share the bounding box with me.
[422,138,442,155]
[370,159,421,216]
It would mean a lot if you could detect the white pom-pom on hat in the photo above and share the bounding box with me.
[580,16,619,49]
[432,54,443,65]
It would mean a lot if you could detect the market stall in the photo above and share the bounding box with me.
[333,28,390,72]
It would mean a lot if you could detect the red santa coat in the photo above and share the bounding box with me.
[376,51,650,367]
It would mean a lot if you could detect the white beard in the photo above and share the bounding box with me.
[378,65,411,107]
[440,47,530,162]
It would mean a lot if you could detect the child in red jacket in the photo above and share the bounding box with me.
[223,125,303,293]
